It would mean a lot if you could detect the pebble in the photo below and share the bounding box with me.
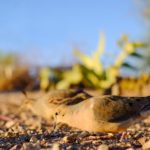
[30,136,38,143]
[0,129,4,134]
[51,143,60,150]
[40,139,46,145]
[5,120,15,128]
[80,131,89,138]
[22,143,41,150]
[10,145,19,150]
[98,144,109,150]
[63,134,77,143]
[142,140,150,150]
[138,137,147,145]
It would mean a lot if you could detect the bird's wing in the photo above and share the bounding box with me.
[93,95,150,123]
[48,89,92,105]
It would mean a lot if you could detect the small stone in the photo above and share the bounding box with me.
[98,144,109,150]
[5,131,15,137]
[40,139,46,145]
[142,140,150,150]
[63,136,69,143]
[30,136,38,143]
[107,133,114,137]
[63,134,77,143]
[138,137,146,145]
[0,129,4,134]
[51,143,60,150]
[22,143,41,150]
[10,145,19,150]
[134,124,141,130]
[80,131,89,138]
[126,143,132,147]
[126,148,134,150]
[5,120,15,128]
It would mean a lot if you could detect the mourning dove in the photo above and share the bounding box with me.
[21,90,150,133]
[54,95,150,132]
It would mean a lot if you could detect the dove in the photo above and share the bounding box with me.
[20,90,150,133]
[53,95,150,132]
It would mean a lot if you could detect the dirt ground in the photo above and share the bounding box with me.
[0,92,150,150]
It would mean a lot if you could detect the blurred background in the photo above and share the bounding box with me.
[0,0,150,96]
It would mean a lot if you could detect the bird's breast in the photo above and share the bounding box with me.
[55,100,136,133]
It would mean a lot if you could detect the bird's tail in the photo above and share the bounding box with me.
[139,96,150,118]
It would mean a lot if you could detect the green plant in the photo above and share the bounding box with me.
[56,34,145,90]
[117,34,145,69]
[140,0,150,73]
[39,67,61,90]
[0,52,18,79]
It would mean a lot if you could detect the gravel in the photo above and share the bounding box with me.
[0,92,150,150]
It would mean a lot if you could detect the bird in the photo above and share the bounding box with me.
[20,90,150,133]
[54,95,150,132]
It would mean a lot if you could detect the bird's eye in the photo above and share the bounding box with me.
[55,112,58,115]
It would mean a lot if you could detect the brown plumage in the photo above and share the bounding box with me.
[20,90,150,133]
[54,95,150,132]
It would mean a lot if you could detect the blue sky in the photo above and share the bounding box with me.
[0,0,143,66]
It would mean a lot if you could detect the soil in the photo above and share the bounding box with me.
[0,92,150,150]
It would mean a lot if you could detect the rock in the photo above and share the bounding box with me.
[142,140,150,150]
[51,143,60,150]
[10,145,19,150]
[22,143,41,150]
[138,137,146,145]
[80,131,89,138]
[30,136,38,143]
[98,144,109,150]
[5,120,15,128]
[63,134,77,143]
